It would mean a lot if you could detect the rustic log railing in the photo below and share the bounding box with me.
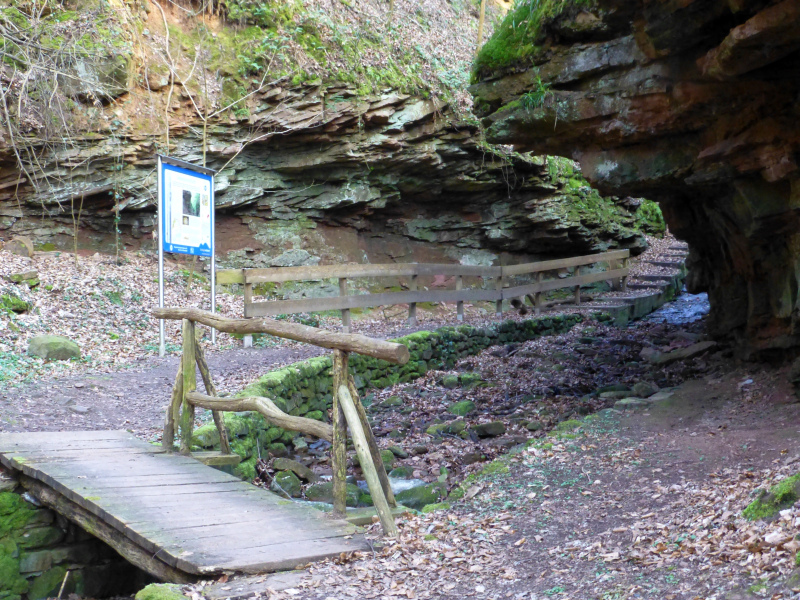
[217,249,630,336]
[153,307,408,536]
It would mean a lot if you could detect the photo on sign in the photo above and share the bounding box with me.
[183,190,201,217]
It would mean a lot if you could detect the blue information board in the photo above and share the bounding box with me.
[160,160,214,257]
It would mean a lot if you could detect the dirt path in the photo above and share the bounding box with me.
[0,345,323,438]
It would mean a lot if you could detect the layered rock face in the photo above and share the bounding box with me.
[471,0,800,356]
[0,84,655,267]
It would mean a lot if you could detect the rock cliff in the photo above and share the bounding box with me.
[471,0,800,356]
[0,83,658,268]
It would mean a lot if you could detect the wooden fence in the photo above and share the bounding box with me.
[154,307,408,536]
[217,249,630,334]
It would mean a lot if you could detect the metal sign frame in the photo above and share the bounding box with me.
[157,155,217,356]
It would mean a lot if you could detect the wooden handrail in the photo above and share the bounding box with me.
[186,392,334,441]
[216,250,629,285]
[152,307,410,364]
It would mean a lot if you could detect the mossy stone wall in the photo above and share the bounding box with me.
[192,314,586,479]
[0,470,153,600]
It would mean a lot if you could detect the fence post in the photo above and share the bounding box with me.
[337,383,398,537]
[243,279,253,348]
[339,277,351,333]
[456,275,464,321]
[534,271,543,315]
[622,257,629,292]
[179,319,197,455]
[574,266,581,306]
[331,350,348,518]
[408,273,418,327]
[163,355,183,453]
[495,271,503,317]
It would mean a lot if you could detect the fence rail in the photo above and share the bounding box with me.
[218,249,630,332]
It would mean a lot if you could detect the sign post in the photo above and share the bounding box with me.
[157,155,217,357]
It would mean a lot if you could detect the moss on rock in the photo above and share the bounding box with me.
[135,583,187,600]
[743,473,800,521]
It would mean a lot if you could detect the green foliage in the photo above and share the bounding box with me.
[520,76,552,110]
[473,0,596,81]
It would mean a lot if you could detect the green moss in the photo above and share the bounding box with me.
[554,419,582,432]
[743,473,800,521]
[421,502,451,513]
[473,0,597,81]
[634,199,666,234]
[28,566,67,600]
[135,583,187,600]
[0,539,28,595]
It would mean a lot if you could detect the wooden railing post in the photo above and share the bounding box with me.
[331,350,349,518]
[194,334,231,455]
[337,382,398,537]
[574,266,582,306]
[495,271,503,317]
[534,271,543,315]
[456,275,464,321]
[339,277,351,333]
[243,278,254,348]
[407,274,418,327]
[180,319,197,455]
[621,257,629,291]
[162,355,183,453]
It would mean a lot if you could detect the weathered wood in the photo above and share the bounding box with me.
[186,392,333,441]
[1,430,368,580]
[243,280,254,347]
[331,350,348,519]
[337,384,398,536]
[241,263,500,284]
[163,356,183,453]
[502,267,629,299]
[456,275,464,321]
[495,272,503,316]
[407,274,417,326]
[245,288,500,317]
[194,339,232,455]
[622,257,630,291]
[500,249,630,276]
[192,452,242,467]
[347,374,396,509]
[180,319,197,455]
[534,272,543,314]
[339,277,351,333]
[152,308,410,365]
[20,475,195,584]
[216,268,245,285]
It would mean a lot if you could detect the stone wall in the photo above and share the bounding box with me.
[0,469,153,600]
[191,314,587,479]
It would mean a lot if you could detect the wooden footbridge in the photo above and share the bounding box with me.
[1,309,409,582]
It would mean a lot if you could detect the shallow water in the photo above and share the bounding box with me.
[645,288,710,325]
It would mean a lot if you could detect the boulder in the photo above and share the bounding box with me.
[5,269,39,287]
[27,335,81,361]
[4,237,33,258]
[472,421,506,438]
[395,481,446,510]
[270,471,303,498]
[632,381,659,398]
[448,400,477,416]
[648,342,719,366]
[305,481,362,507]
[272,458,318,482]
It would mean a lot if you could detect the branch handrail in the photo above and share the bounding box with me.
[152,307,410,364]
[156,310,404,536]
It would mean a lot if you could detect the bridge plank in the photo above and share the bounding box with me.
[0,430,369,581]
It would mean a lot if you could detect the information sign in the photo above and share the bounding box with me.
[157,155,217,356]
